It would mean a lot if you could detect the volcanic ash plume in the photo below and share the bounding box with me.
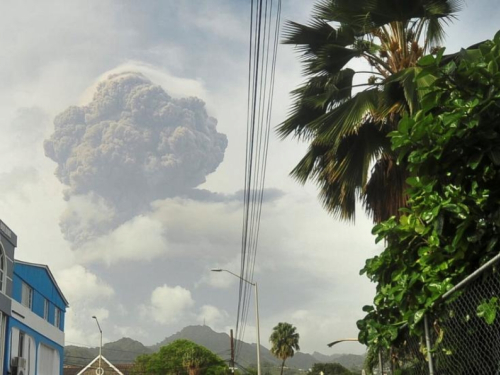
[44,72,228,245]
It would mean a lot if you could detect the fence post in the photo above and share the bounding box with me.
[424,314,434,375]
[378,349,383,374]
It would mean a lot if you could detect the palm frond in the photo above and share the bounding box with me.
[305,44,363,75]
[301,69,356,109]
[291,142,331,184]
[313,0,370,31]
[279,0,462,222]
[313,88,379,142]
[282,20,355,53]
[294,121,389,220]
[277,69,355,139]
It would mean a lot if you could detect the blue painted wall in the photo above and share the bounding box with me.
[6,318,64,375]
[6,262,68,374]
[12,264,67,329]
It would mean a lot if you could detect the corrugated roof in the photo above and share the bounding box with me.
[14,260,69,306]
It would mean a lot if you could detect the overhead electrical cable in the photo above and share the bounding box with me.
[234,0,282,361]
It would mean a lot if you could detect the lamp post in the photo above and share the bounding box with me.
[92,316,103,372]
[211,269,261,375]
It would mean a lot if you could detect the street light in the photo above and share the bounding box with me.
[327,338,382,375]
[326,338,358,347]
[211,269,261,375]
[92,316,103,373]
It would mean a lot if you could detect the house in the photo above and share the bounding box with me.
[71,356,129,375]
[0,220,18,375]
[6,260,69,375]
[63,360,135,375]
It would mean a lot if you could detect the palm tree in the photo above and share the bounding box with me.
[279,0,462,222]
[269,322,300,375]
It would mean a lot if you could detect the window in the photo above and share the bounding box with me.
[44,299,49,321]
[21,282,33,309]
[54,308,61,329]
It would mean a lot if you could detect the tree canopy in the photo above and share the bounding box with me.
[357,30,500,348]
[279,0,462,222]
[132,339,228,375]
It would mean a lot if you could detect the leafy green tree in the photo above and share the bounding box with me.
[279,0,461,222]
[309,362,356,375]
[269,323,300,375]
[357,30,500,360]
[131,339,228,375]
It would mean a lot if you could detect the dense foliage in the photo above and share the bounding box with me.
[269,323,300,375]
[132,339,228,375]
[357,31,500,348]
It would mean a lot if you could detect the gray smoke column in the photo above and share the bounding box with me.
[45,72,228,245]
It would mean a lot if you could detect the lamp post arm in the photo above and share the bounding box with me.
[327,338,359,347]
[222,269,255,286]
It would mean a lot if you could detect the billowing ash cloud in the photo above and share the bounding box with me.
[45,72,228,245]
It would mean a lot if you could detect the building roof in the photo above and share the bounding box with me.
[14,260,69,306]
[74,355,125,375]
[64,363,135,375]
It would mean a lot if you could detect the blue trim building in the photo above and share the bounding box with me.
[0,221,17,375]
[6,261,69,375]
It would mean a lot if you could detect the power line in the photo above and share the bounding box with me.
[235,0,282,361]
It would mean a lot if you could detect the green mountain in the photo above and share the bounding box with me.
[65,337,151,366]
[64,325,364,371]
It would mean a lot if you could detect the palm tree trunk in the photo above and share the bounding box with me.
[280,359,286,375]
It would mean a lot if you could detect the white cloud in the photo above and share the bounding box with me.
[55,265,117,346]
[112,324,148,339]
[197,305,229,329]
[55,265,114,301]
[196,257,243,289]
[78,215,168,265]
[139,284,195,325]
[60,194,117,247]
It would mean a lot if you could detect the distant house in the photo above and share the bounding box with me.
[6,260,69,375]
[67,355,133,375]
[0,220,17,374]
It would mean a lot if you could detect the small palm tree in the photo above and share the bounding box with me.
[269,322,300,375]
[182,347,204,375]
[279,0,462,222]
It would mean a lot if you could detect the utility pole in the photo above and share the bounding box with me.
[230,329,235,373]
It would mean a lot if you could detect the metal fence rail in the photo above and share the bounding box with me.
[371,254,500,375]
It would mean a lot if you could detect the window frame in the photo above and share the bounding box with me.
[43,299,49,321]
[54,308,60,329]
[18,331,25,358]
[21,282,33,310]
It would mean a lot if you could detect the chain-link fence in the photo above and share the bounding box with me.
[371,253,500,375]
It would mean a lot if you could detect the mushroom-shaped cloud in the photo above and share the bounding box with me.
[45,72,228,244]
